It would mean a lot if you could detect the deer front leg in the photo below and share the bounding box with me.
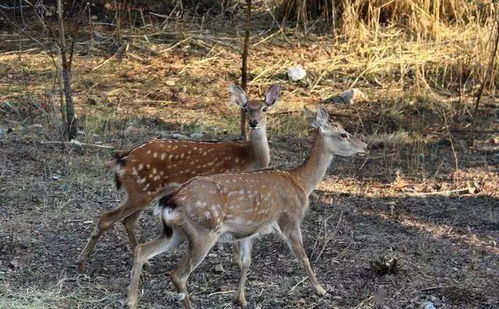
[281,223,327,296]
[234,238,253,307]
[127,230,184,309]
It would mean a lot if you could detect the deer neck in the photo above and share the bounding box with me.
[290,131,333,196]
[248,127,270,168]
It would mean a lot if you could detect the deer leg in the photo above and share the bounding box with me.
[77,197,149,267]
[169,234,217,309]
[127,229,184,309]
[123,210,143,251]
[281,223,326,296]
[234,238,253,308]
[232,240,241,268]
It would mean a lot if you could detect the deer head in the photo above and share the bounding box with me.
[307,106,367,157]
[229,84,280,130]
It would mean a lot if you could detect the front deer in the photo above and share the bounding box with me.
[77,84,281,267]
[126,106,368,308]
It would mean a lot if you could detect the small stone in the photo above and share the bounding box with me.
[172,133,189,140]
[326,88,367,105]
[8,259,19,269]
[69,139,82,147]
[124,126,145,136]
[165,80,176,86]
[287,65,307,81]
[421,302,436,309]
[190,132,203,139]
[214,264,224,273]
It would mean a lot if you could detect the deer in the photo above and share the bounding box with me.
[76,84,281,268]
[126,106,368,309]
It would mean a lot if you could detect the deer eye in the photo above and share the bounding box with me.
[340,133,348,138]
[262,106,268,112]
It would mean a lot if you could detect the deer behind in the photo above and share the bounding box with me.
[77,84,281,267]
[126,106,368,308]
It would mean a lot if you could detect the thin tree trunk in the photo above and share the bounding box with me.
[241,0,251,140]
[57,0,77,140]
[472,10,499,127]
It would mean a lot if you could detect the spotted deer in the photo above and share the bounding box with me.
[77,84,281,267]
[126,106,368,309]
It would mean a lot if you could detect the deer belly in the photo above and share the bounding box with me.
[222,217,275,239]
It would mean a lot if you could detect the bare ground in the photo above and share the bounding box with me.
[0,130,498,309]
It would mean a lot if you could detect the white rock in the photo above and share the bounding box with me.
[214,264,224,273]
[69,139,82,147]
[339,89,367,104]
[423,302,436,309]
[172,133,189,140]
[190,132,203,139]
[328,88,367,105]
[287,65,307,81]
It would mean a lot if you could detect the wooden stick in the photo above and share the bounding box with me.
[40,141,114,149]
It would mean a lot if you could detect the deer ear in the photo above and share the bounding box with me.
[229,84,248,107]
[309,105,329,130]
[264,84,280,107]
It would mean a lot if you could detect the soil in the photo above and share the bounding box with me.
[0,130,498,309]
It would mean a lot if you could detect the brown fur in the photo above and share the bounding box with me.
[77,84,281,267]
[126,107,367,309]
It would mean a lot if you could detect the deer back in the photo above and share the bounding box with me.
[115,139,254,196]
[160,170,308,238]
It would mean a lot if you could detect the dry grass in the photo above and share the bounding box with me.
[0,5,497,180]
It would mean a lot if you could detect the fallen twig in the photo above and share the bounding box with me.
[0,47,40,56]
[207,290,235,297]
[290,276,308,292]
[314,211,344,263]
[407,188,473,196]
[160,37,191,54]
[40,141,114,149]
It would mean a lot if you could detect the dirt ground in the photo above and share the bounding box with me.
[0,7,498,308]
[0,129,498,309]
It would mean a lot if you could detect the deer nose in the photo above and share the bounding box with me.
[249,120,258,128]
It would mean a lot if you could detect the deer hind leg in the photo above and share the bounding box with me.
[122,210,143,251]
[169,233,218,309]
[77,196,150,267]
[127,229,184,309]
[234,238,253,308]
[232,240,241,268]
[279,222,327,296]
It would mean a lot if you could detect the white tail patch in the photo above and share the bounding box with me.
[153,204,162,217]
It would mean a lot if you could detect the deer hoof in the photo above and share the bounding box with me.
[315,285,327,296]
[235,298,248,308]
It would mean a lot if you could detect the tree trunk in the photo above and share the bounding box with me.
[241,0,251,140]
[57,0,77,140]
